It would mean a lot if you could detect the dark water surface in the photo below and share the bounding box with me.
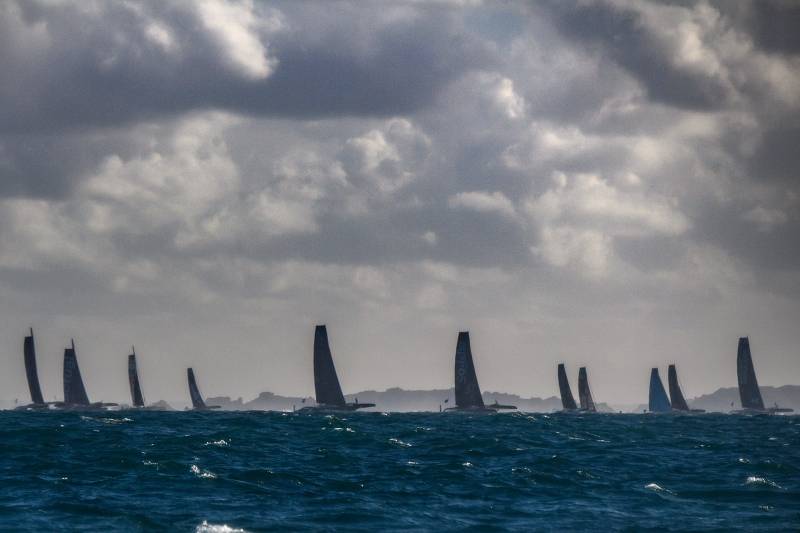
[0,411,798,531]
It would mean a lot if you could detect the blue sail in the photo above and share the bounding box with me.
[648,368,671,413]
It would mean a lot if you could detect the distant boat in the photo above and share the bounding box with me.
[128,347,146,408]
[187,368,221,410]
[14,328,48,410]
[578,367,597,412]
[668,364,704,413]
[298,325,375,413]
[557,363,578,411]
[60,339,117,410]
[648,368,671,413]
[734,337,793,414]
[445,331,515,413]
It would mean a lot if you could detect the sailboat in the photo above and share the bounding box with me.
[648,368,671,413]
[14,328,49,410]
[577,367,597,412]
[557,363,578,411]
[298,325,375,413]
[58,339,117,410]
[733,337,792,414]
[668,364,704,413]
[187,368,221,410]
[129,348,145,408]
[445,331,515,413]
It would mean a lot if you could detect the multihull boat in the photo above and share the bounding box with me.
[557,363,578,412]
[577,367,597,412]
[667,364,704,413]
[444,332,515,414]
[648,368,671,413]
[733,337,792,414]
[297,325,375,413]
[187,368,221,411]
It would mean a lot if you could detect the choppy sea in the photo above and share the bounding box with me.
[0,411,798,531]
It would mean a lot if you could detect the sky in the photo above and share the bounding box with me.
[1,0,799,407]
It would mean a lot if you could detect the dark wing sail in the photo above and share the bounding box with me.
[648,368,671,412]
[578,367,596,412]
[63,340,90,406]
[557,363,577,410]
[128,350,145,407]
[24,328,45,405]
[737,337,765,410]
[667,364,689,411]
[313,325,346,407]
[454,332,485,408]
[187,368,207,409]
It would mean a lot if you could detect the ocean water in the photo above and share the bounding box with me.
[0,411,798,531]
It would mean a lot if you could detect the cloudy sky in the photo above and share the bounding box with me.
[1,0,799,407]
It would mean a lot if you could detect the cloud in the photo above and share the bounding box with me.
[1,1,800,405]
[448,191,517,220]
[0,0,493,134]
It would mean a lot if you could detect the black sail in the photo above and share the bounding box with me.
[128,350,145,408]
[187,368,207,409]
[454,331,485,409]
[557,363,577,410]
[63,340,90,406]
[667,364,690,411]
[737,337,765,410]
[578,367,596,412]
[24,328,45,405]
[313,325,346,407]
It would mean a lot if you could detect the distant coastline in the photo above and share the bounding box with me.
[203,385,800,414]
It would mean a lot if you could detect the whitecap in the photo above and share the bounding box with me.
[645,483,673,494]
[462,462,473,468]
[738,457,750,464]
[204,439,229,447]
[745,476,781,489]
[190,465,217,479]
[389,438,412,447]
[195,521,247,533]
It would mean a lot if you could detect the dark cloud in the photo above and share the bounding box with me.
[0,1,493,134]
[538,0,733,110]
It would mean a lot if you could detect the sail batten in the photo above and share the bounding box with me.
[648,368,671,412]
[24,328,45,405]
[313,325,346,407]
[187,368,207,409]
[63,340,91,406]
[128,350,145,407]
[557,363,577,410]
[454,332,485,408]
[737,337,765,410]
[578,367,596,412]
[667,364,690,411]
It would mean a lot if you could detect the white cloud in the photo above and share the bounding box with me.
[341,118,431,195]
[448,191,517,220]
[195,0,279,80]
[525,172,689,277]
